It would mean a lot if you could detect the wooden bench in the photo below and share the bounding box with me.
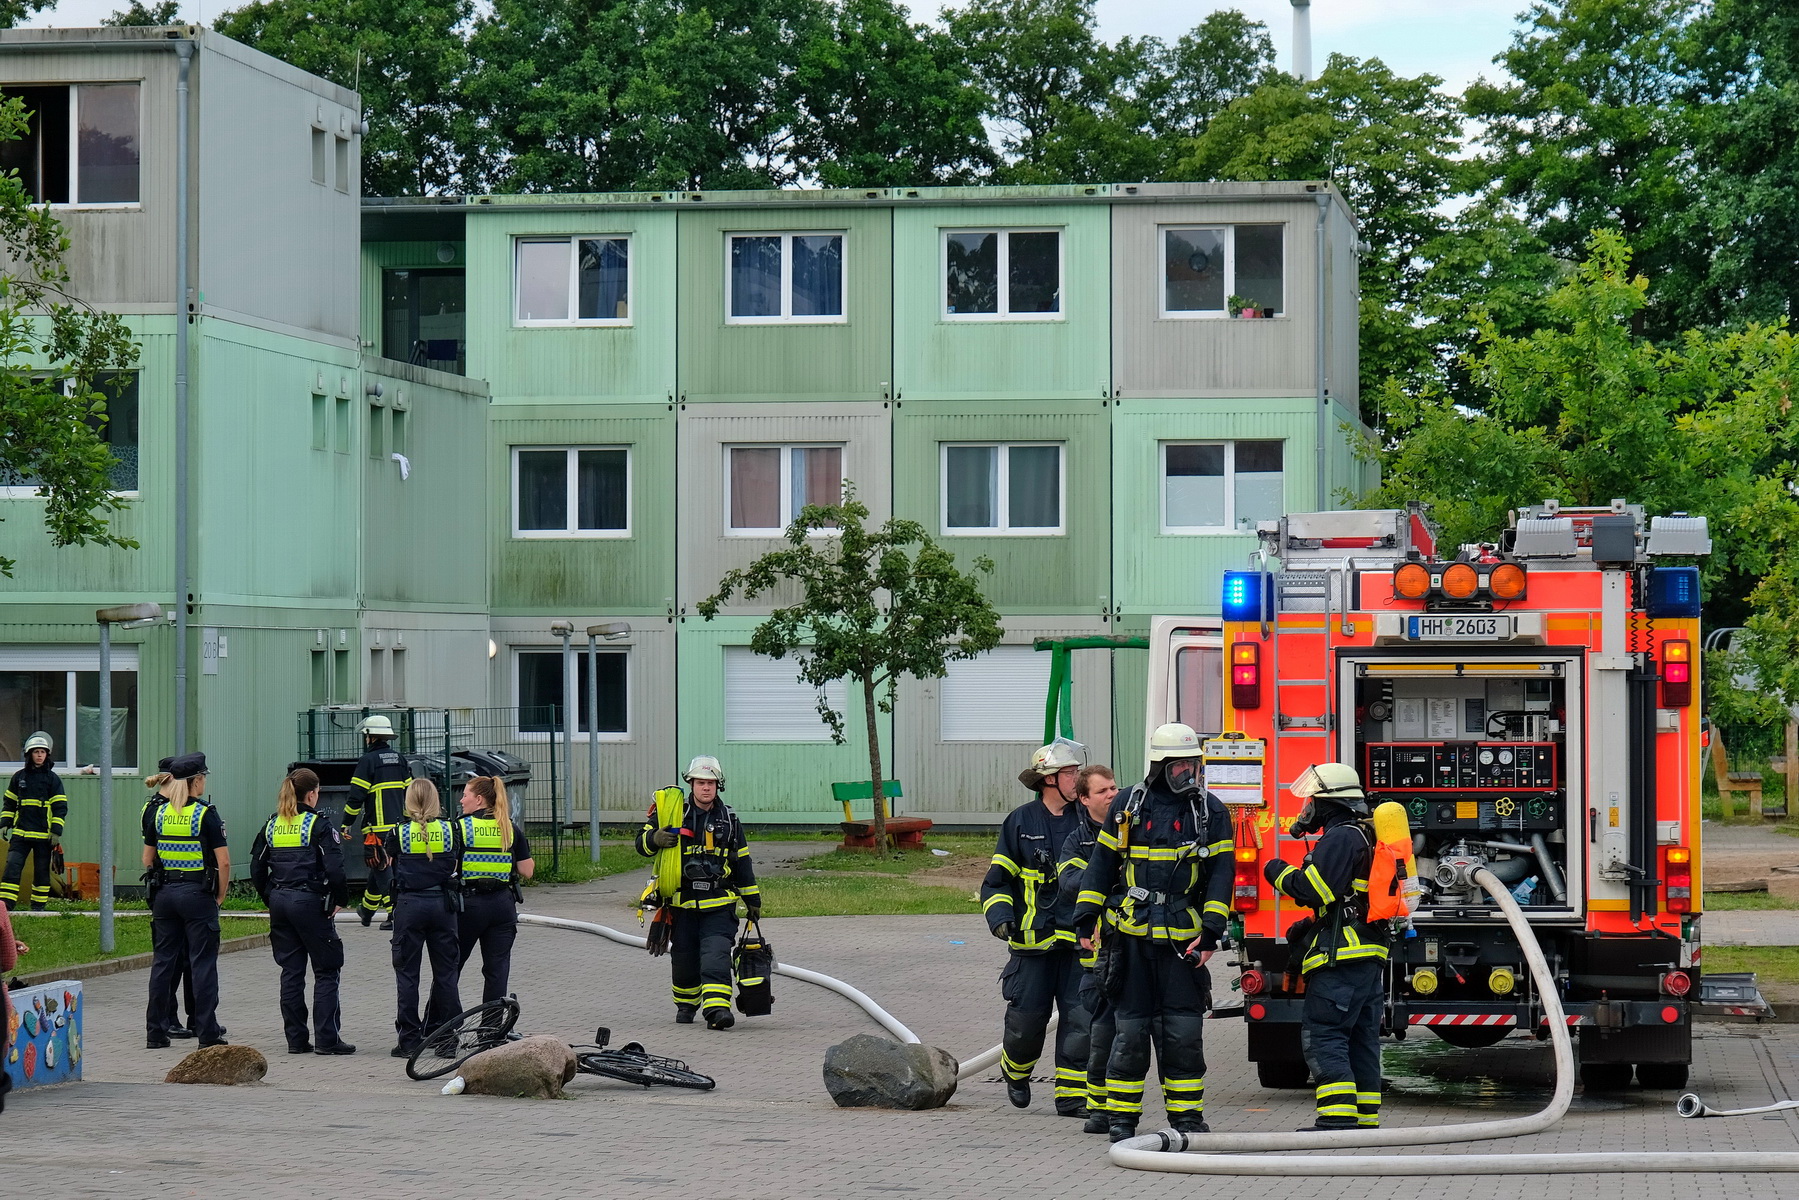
[1710,728,1765,817]
[833,780,933,849]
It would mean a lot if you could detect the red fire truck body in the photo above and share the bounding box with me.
[1155,503,1714,1089]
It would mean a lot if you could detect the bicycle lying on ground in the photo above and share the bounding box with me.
[405,995,716,1090]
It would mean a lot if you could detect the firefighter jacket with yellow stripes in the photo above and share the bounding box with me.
[634,796,760,911]
[1264,809,1388,973]
[2,764,68,841]
[981,795,1079,952]
[1072,784,1234,950]
[1057,807,1105,967]
[342,740,412,834]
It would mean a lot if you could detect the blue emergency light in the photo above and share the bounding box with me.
[1645,566,1701,618]
[1222,570,1272,622]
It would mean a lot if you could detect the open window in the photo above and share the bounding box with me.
[0,83,140,206]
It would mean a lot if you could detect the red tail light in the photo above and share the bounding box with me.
[1662,640,1692,707]
[1664,845,1692,914]
[1661,970,1692,997]
[1231,642,1261,710]
[1232,846,1260,912]
[1240,968,1267,996]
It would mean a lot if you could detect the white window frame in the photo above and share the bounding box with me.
[724,231,848,325]
[0,644,140,772]
[723,443,846,537]
[0,374,140,499]
[510,445,632,539]
[49,82,143,210]
[941,227,1065,322]
[509,646,632,742]
[939,442,1066,536]
[1159,224,1287,319]
[1159,440,1285,535]
[723,645,847,742]
[513,235,633,327]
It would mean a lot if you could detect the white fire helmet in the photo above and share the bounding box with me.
[1146,723,1204,762]
[358,714,397,739]
[683,755,725,784]
[24,731,54,755]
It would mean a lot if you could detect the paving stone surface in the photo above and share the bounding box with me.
[6,876,1799,1199]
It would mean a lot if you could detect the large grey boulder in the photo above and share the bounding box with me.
[823,1034,958,1110]
[459,1035,577,1099]
[164,1044,268,1085]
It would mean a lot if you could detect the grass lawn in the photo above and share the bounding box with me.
[1702,890,1799,911]
[526,841,648,886]
[754,874,981,917]
[1702,945,1799,991]
[10,913,269,975]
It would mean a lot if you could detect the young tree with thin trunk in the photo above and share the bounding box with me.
[698,486,1002,853]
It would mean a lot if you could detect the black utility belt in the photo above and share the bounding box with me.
[464,881,513,895]
[162,872,210,883]
[272,884,328,895]
[397,886,450,896]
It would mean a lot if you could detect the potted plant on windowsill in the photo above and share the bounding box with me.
[1227,294,1259,319]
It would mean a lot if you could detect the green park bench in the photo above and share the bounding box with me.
[832,779,933,849]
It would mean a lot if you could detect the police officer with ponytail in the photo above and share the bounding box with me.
[142,752,229,1048]
[251,767,355,1055]
[383,779,463,1056]
[457,776,535,1006]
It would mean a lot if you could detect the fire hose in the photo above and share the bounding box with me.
[1677,1094,1799,1119]
[1106,866,1799,1176]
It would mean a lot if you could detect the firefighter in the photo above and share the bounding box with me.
[142,752,230,1048]
[251,767,355,1055]
[982,740,1087,1116]
[635,756,759,1030]
[341,715,413,929]
[382,779,463,1056]
[1058,763,1123,1134]
[2,732,67,910]
[1073,723,1232,1142]
[457,775,535,1006]
[1263,761,1387,1130]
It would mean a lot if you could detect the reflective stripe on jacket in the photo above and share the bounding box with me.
[459,815,514,885]
[155,802,212,872]
[1266,814,1389,972]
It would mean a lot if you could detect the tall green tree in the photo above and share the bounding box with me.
[698,487,1002,852]
[1177,54,1464,409]
[1465,0,1706,337]
[791,0,994,187]
[0,0,55,29]
[214,0,476,196]
[0,97,141,577]
[104,1,182,23]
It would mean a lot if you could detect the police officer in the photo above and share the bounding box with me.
[2,732,67,910]
[1074,723,1232,1142]
[457,775,535,1006]
[383,779,463,1056]
[1058,763,1122,1134]
[250,767,355,1055]
[635,756,759,1030]
[341,715,413,928]
[143,752,230,1048]
[982,740,1086,1116]
[1264,762,1387,1130]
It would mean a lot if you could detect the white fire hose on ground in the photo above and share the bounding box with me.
[1107,867,1799,1176]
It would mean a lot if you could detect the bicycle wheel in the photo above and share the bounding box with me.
[576,1049,715,1091]
[406,996,521,1081]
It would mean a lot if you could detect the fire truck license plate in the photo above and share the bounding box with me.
[1407,615,1510,641]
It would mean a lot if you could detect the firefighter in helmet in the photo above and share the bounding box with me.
[1264,761,1387,1130]
[981,738,1089,1117]
[2,732,67,910]
[635,756,760,1030]
[1073,723,1232,1142]
[340,715,413,928]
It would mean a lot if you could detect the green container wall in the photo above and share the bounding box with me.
[676,206,893,403]
[892,203,1112,402]
[1110,617,1152,783]
[0,319,174,599]
[489,405,676,615]
[192,320,361,603]
[465,210,677,403]
[891,401,1111,614]
[361,240,468,356]
[676,617,891,823]
[362,369,491,611]
[1110,396,1319,615]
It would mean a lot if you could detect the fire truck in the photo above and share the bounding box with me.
[1144,501,1721,1090]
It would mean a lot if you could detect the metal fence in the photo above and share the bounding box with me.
[294,705,569,874]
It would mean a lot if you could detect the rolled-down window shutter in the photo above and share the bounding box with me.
[724,646,846,742]
[939,645,1051,743]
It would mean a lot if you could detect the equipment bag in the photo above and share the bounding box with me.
[733,920,774,1016]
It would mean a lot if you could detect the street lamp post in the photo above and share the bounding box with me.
[585,623,632,863]
[551,621,575,850]
[96,603,164,953]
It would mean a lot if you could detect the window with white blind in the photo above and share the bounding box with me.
[723,646,846,742]
[938,645,1052,742]
[0,645,139,769]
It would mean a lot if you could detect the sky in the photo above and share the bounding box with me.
[26,0,1525,96]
